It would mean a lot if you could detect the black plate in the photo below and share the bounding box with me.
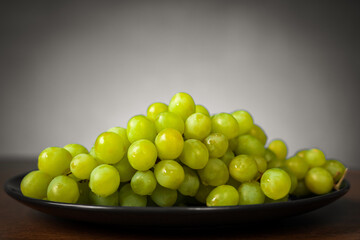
[4,172,350,227]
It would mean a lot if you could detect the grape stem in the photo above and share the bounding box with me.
[334,168,348,191]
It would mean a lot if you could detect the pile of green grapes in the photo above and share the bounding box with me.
[20,92,347,207]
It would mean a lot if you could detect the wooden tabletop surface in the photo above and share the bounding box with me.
[1,158,359,240]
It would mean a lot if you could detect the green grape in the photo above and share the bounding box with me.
[89,190,118,206]
[63,144,89,158]
[38,147,73,177]
[147,102,168,121]
[198,158,229,186]
[285,156,309,180]
[265,195,288,203]
[220,149,235,167]
[94,132,125,164]
[235,135,265,157]
[89,146,102,164]
[229,155,258,182]
[304,148,326,168]
[260,168,291,200]
[195,104,210,117]
[168,92,195,121]
[268,139,288,160]
[264,148,277,162]
[113,155,136,182]
[228,137,238,152]
[150,185,178,207]
[47,175,79,203]
[248,124,267,145]
[178,166,200,197]
[323,159,346,182]
[155,111,184,134]
[154,160,185,190]
[203,133,229,158]
[119,184,147,207]
[89,164,120,197]
[127,139,157,171]
[253,156,267,173]
[226,176,241,189]
[231,110,254,135]
[20,170,53,199]
[184,113,211,140]
[76,180,90,205]
[211,113,239,139]
[238,182,265,205]
[70,153,98,180]
[107,126,131,150]
[195,183,215,204]
[206,185,239,207]
[280,167,298,194]
[291,180,311,198]
[305,167,334,195]
[179,139,209,169]
[267,158,285,169]
[296,149,307,159]
[131,170,157,195]
[155,128,184,160]
[127,115,157,143]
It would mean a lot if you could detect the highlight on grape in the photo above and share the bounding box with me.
[20,92,348,207]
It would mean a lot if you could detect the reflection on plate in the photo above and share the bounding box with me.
[4,172,350,227]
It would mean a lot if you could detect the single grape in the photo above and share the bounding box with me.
[150,185,178,207]
[38,147,72,177]
[260,168,291,200]
[89,191,118,206]
[94,132,125,164]
[253,156,267,173]
[119,184,147,207]
[131,170,157,195]
[113,155,136,182]
[89,164,120,197]
[168,92,195,121]
[70,153,98,180]
[178,166,200,197]
[211,113,239,139]
[147,102,168,121]
[206,185,239,207]
[154,160,185,190]
[203,133,229,158]
[268,139,288,160]
[248,124,267,145]
[229,155,258,182]
[220,149,235,167]
[291,180,311,198]
[179,139,209,169]
[155,128,184,160]
[285,155,309,180]
[47,175,79,203]
[155,111,184,134]
[63,144,89,158]
[198,158,229,186]
[127,139,157,171]
[238,182,265,205]
[20,170,53,199]
[184,113,211,140]
[235,135,265,157]
[127,115,157,143]
[323,159,346,182]
[296,149,307,159]
[195,183,215,204]
[195,104,210,117]
[304,148,326,168]
[107,126,131,150]
[305,167,334,195]
[231,110,254,135]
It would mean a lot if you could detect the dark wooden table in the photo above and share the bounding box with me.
[1,159,359,240]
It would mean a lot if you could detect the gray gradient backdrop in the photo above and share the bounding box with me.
[1,1,359,169]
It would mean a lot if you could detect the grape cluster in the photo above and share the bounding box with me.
[20,92,347,207]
